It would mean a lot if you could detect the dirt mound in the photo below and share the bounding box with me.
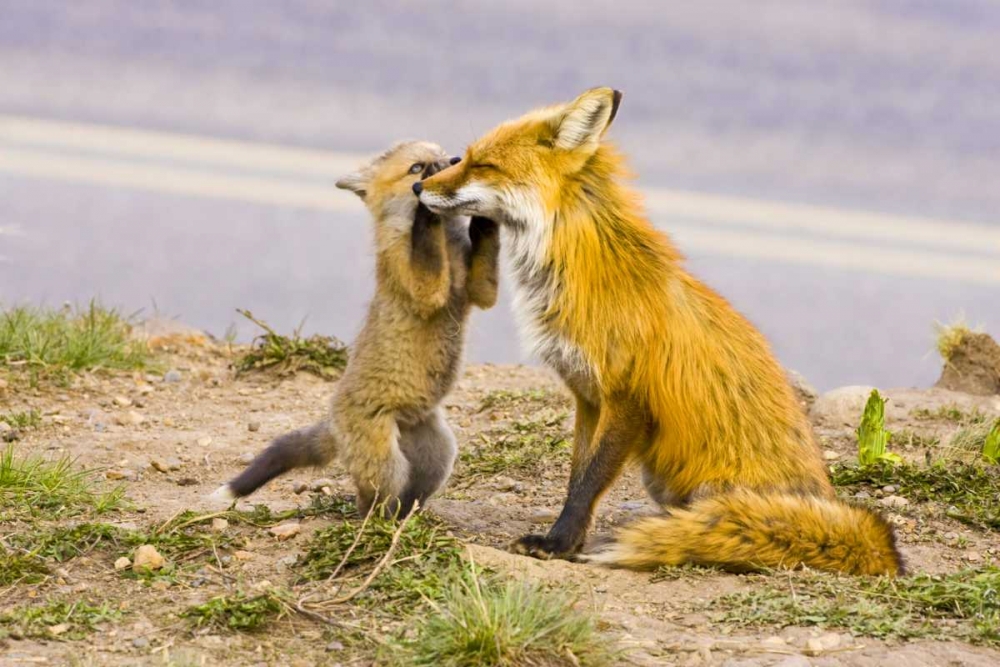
[936,331,1000,396]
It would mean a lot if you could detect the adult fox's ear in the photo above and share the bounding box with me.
[335,171,368,200]
[553,87,623,151]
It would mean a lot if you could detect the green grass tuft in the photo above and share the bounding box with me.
[948,419,1000,462]
[460,412,571,478]
[984,421,1000,464]
[386,564,614,667]
[0,409,42,430]
[832,461,1000,530]
[183,590,285,632]
[934,319,974,361]
[0,301,152,379]
[297,499,462,606]
[718,567,1000,646]
[0,445,125,520]
[0,599,124,641]
[233,309,347,379]
[0,546,49,585]
[856,390,899,465]
[912,404,987,424]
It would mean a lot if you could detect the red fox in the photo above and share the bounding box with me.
[417,89,903,575]
[214,141,500,516]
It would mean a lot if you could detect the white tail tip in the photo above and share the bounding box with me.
[208,484,236,502]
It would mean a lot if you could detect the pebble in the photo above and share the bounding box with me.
[325,640,344,652]
[822,449,840,460]
[493,475,521,492]
[163,369,182,383]
[0,422,10,433]
[175,477,199,486]
[882,485,897,493]
[943,531,959,542]
[233,550,254,561]
[197,436,213,447]
[878,495,910,508]
[132,545,165,571]
[967,551,982,562]
[132,636,150,649]
[151,458,182,473]
[530,507,558,521]
[248,421,261,432]
[310,478,336,492]
[854,490,871,500]
[105,469,137,481]
[292,481,309,495]
[113,395,133,407]
[211,518,229,533]
[114,557,132,571]
[269,522,301,540]
[805,632,842,655]
[237,452,255,465]
[114,411,145,426]
[48,623,70,636]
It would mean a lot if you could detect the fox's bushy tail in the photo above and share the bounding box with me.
[210,421,335,501]
[586,489,904,576]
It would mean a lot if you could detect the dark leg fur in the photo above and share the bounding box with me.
[225,422,334,498]
[512,400,644,559]
[397,409,457,509]
[467,216,500,309]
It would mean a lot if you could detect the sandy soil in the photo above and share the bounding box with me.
[2,336,1000,666]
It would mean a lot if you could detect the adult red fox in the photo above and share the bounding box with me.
[415,89,902,575]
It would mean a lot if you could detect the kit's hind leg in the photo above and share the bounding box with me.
[397,408,457,512]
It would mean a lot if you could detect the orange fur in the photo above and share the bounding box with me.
[419,88,902,575]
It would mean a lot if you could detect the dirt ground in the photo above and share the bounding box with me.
[2,335,1000,666]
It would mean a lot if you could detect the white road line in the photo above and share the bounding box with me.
[0,147,357,213]
[0,114,369,176]
[0,115,998,285]
[670,223,999,285]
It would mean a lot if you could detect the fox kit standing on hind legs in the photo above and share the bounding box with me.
[213,141,500,516]
[417,89,903,576]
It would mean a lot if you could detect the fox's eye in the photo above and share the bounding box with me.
[471,163,499,172]
[408,163,425,175]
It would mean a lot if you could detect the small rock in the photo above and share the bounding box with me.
[197,436,213,447]
[132,636,149,649]
[269,522,301,541]
[113,395,133,407]
[248,421,261,432]
[114,557,132,571]
[310,478,336,492]
[943,531,959,542]
[175,477,199,487]
[151,457,182,473]
[106,469,137,481]
[2,429,19,442]
[493,475,520,492]
[822,449,840,461]
[878,495,910,508]
[967,551,982,562]
[854,490,871,500]
[133,545,165,571]
[164,369,182,383]
[882,485,897,494]
[325,640,344,652]
[233,550,254,561]
[292,481,309,495]
[150,579,171,591]
[805,632,842,655]
[48,623,70,636]
[0,421,10,433]
[237,452,255,465]
[211,518,229,533]
[530,507,558,521]
[114,410,144,426]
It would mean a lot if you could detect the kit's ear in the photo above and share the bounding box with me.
[552,87,623,152]
[335,171,369,199]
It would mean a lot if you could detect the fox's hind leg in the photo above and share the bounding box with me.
[212,421,335,501]
[397,408,457,510]
[339,413,411,518]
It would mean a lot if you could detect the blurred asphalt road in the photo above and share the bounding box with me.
[1,0,998,389]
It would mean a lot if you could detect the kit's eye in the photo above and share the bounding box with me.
[408,162,425,175]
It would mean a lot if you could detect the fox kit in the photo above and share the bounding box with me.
[214,141,500,515]
[417,89,903,575]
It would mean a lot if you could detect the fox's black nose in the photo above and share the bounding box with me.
[412,181,423,195]
[449,156,462,165]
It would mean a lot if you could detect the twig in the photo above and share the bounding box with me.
[328,501,420,605]
[326,495,377,582]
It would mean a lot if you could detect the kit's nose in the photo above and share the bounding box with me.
[412,181,423,195]
[449,156,462,165]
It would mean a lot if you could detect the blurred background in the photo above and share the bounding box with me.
[0,0,997,391]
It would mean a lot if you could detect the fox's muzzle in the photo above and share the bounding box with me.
[414,156,461,195]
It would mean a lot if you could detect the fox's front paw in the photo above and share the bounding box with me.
[510,534,578,561]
